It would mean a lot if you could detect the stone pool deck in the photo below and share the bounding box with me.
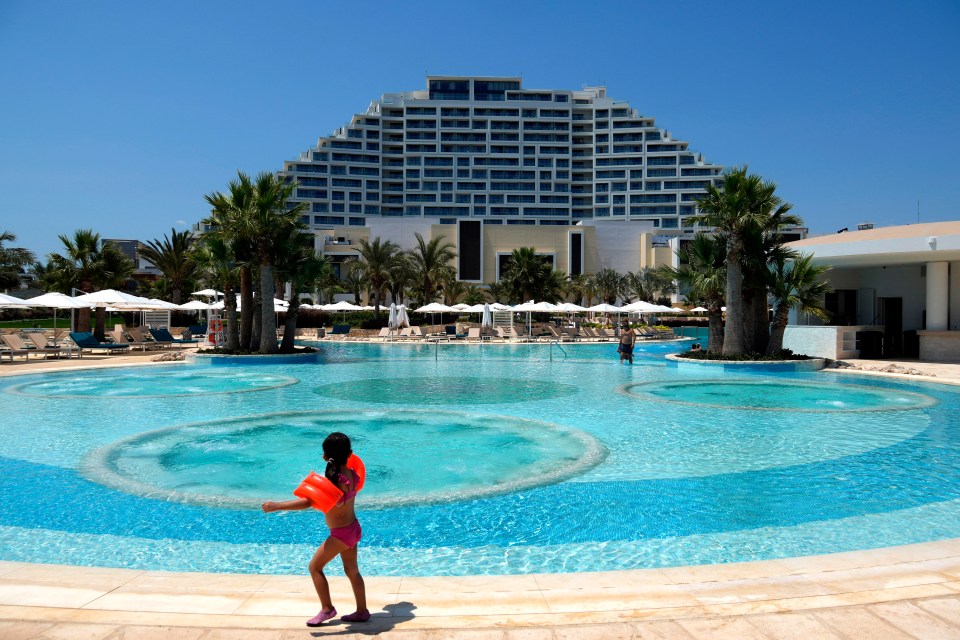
[1,352,959,638]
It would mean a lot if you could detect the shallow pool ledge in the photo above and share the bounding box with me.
[665,353,826,373]
[192,351,319,366]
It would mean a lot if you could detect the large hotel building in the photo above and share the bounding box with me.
[262,77,803,285]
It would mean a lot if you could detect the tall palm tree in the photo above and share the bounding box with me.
[591,268,624,305]
[409,233,456,305]
[690,166,794,355]
[672,233,727,353]
[0,231,35,291]
[766,253,831,354]
[247,172,307,354]
[355,237,401,318]
[624,267,676,305]
[204,173,257,350]
[386,253,415,306]
[342,260,366,305]
[462,284,487,305]
[47,229,134,339]
[192,237,240,351]
[485,281,508,303]
[565,273,590,306]
[139,228,196,304]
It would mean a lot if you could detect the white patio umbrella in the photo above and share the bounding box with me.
[22,292,88,335]
[511,300,558,337]
[73,289,154,307]
[412,302,458,330]
[396,305,411,328]
[191,289,224,297]
[691,306,708,313]
[387,302,398,334]
[0,292,29,308]
[179,300,214,310]
[621,300,661,313]
[321,299,365,323]
[481,302,492,329]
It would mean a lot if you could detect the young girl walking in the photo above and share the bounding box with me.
[262,432,370,626]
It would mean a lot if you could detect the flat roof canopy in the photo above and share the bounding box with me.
[787,221,960,267]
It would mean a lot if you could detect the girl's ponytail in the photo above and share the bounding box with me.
[322,432,352,484]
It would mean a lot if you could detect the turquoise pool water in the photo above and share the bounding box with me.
[1,341,958,576]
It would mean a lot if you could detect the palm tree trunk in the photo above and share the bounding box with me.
[765,306,791,355]
[723,257,746,355]
[708,309,725,354]
[224,284,239,352]
[280,289,300,353]
[239,266,253,351]
[259,262,279,354]
[77,307,91,333]
[94,307,106,341]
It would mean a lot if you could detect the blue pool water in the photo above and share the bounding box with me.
[1,341,959,576]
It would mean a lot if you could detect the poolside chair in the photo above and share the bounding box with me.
[128,326,167,348]
[6,332,66,359]
[594,327,612,341]
[563,327,581,342]
[376,327,391,341]
[149,327,200,346]
[69,331,130,354]
[26,332,80,358]
[0,333,36,361]
[110,329,150,352]
[546,325,564,341]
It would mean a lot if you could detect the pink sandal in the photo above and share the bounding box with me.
[341,609,371,622]
[306,607,337,626]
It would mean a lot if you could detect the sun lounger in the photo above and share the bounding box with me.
[2,332,63,359]
[110,330,151,351]
[149,327,199,346]
[594,327,612,341]
[563,327,581,342]
[69,331,130,354]
[27,332,81,358]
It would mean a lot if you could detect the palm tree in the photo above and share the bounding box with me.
[462,284,487,305]
[0,231,35,291]
[139,228,196,304]
[204,173,257,351]
[386,253,415,306]
[355,237,401,318]
[591,268,624,305]
[47,229,134,339]
[499,247,553,303]
[409,233,456,305]
[485,281,507,303]
[192,237,240,351]
[672,233,727,353]
[247,172,308,353]
[766,253,831,354]
[565,273,590,306]
[690,166,794,355]
[440,273,465,305]
[342,260,366,305]
[624,267,676,305]
[274,230,332,353]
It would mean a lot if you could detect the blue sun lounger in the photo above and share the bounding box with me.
[69,331,130,354]
[149,327,200,346]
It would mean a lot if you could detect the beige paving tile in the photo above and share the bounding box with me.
[867,600,960,639]
[551,622,638,639]
[658,559,793,584]
[816,564,953,593]
[4,564,142,590]
[677,574,834,605]
[915,596,960,626]
[676,616,771,639]
[385,590,551,617]
[540,584,702,612]
[124,570,270,592]
[399,574,541,594]
[532,568,673,590]
[744,611,842,639]
[233,589,399,617]
[812,607,917,640]
[30,622,120,639]
[258,572,401,595]
[629,619,697,639]
[0,620,55,640]
[0,562,28,578]
[203,629,288,640]
[81,586,252,615]
[0,582,105,608]
[502,627,559,640]
[107,626,210,640]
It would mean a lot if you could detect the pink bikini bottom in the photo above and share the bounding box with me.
[330,519,362,549]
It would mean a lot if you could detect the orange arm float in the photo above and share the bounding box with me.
[293,471,343,512]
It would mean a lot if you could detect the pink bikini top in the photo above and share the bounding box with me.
[335,470,359,506]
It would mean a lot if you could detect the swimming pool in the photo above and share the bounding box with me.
[1,341,959,576]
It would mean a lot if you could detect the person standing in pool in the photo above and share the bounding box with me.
[262,432,370,626]
[618,320,636,364]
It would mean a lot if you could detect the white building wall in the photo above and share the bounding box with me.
[580,221,656,273]
[366,218,439,252]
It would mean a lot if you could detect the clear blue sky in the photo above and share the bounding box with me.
[1,1,958,259]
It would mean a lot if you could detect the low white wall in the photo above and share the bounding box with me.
[918,331,960,363]
[783,325,883,359]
